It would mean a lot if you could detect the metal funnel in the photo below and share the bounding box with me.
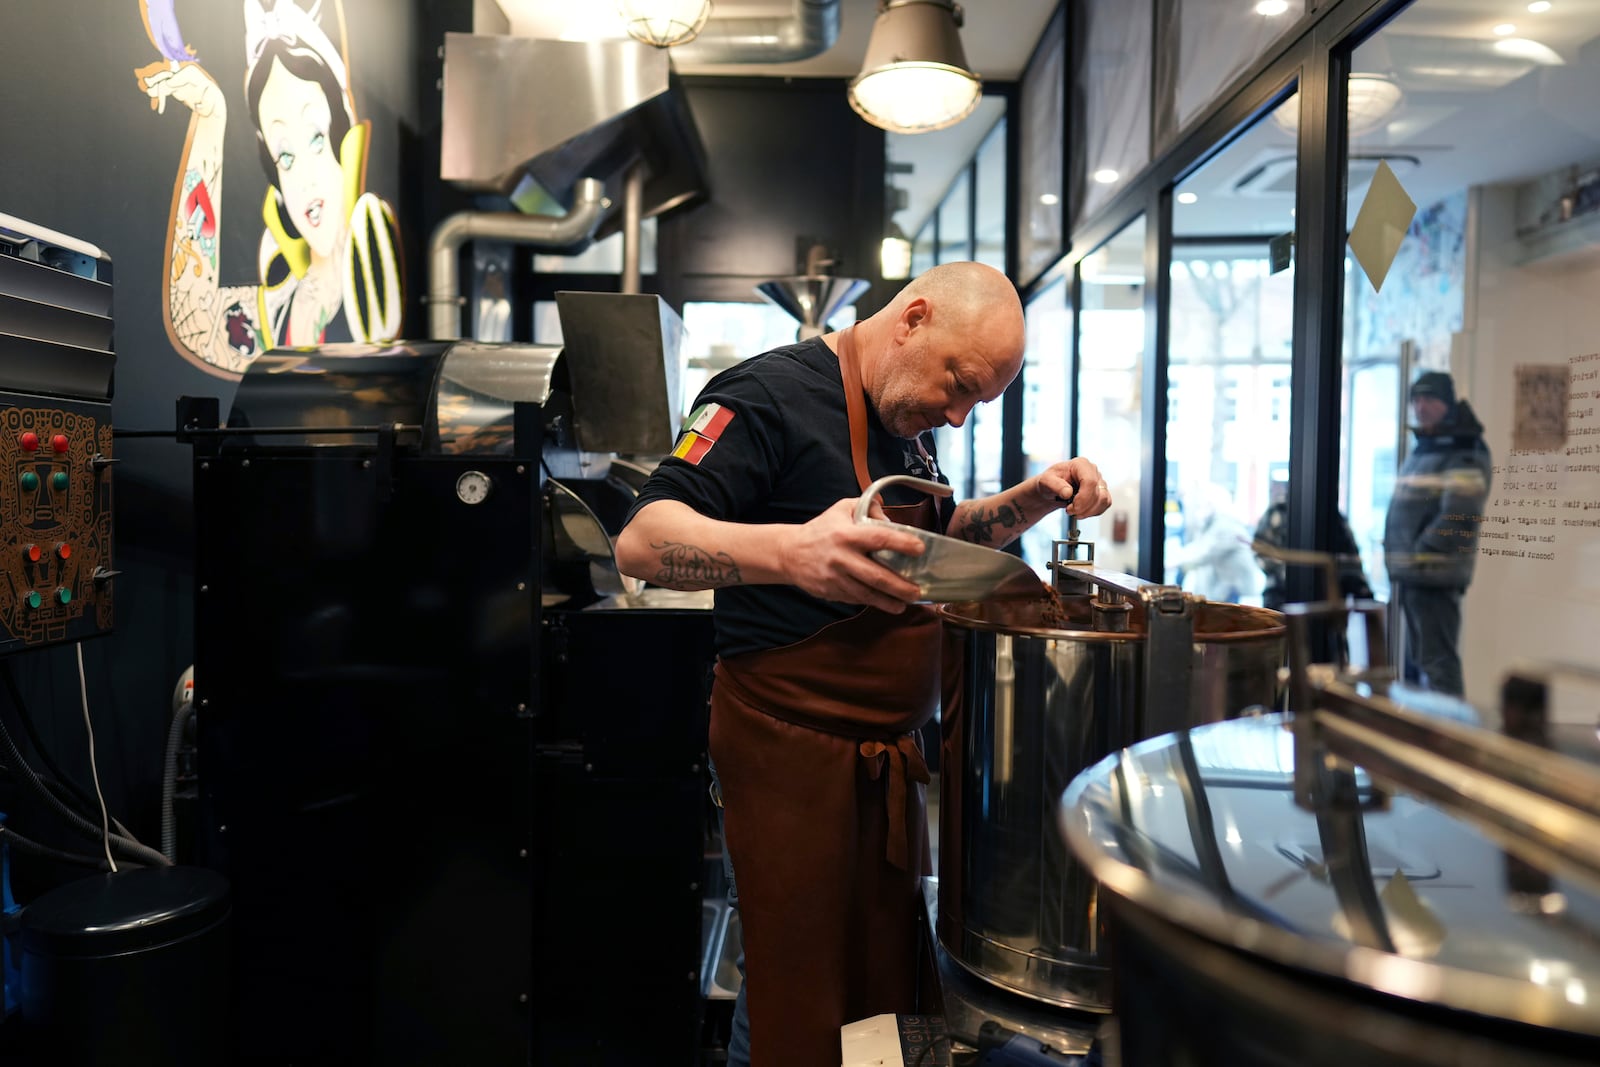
[755,275,870,340]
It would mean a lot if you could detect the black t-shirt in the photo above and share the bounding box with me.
[628,337,955,658]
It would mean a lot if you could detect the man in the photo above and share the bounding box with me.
[1383,370,1491,696]
[615,261,1110,1067]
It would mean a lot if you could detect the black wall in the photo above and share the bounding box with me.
[0,0,454,887]
[658,76,892,319]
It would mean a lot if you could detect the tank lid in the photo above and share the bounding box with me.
[1061,711,1600,1036]
[20,866,230,957]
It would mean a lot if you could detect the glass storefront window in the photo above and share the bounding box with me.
[679,301,853,418]
[1018,6,1066,284]
[938,170,972,263]
[974,118,1008,272]
[912,221,936,278]
[1075,220,1147,575]
[1339,0,1600,707]
[1072,0,1152,229]
[1020,275,1074,569]
[1165,96,1298,605]
[1158,0,1306,146]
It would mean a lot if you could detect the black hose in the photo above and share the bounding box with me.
[0,662,107,826]
[0,826,118,871]
[0,763,134,840]
[161,699,195,862]
[0,692,170,868]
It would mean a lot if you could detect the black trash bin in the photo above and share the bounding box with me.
[18,866,230,1066]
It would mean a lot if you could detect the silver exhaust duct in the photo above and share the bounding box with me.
[427,178,608,340]
[672,0,842,65]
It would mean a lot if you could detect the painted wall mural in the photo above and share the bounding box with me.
[134,0,404,377]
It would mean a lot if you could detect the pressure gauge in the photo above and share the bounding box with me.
[455,470,492,505]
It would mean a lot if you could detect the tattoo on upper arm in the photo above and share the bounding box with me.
[955,504,1024,544]
[650,541,744,589]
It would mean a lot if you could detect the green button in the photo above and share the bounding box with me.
[19,472,38,491]
[51,471,69,491]
[55,587,71,605]
[24,591,40,610]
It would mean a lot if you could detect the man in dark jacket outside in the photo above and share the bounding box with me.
[1383,371,1491,696]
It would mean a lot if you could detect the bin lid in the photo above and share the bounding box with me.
[1061,712,1600,1036]
[20,866,230,956]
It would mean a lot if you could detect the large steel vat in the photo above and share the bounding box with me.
[937,570,1284,1010]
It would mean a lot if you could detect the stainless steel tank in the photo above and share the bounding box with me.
[936,560,1285,1011]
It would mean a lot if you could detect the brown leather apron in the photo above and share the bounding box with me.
[710,326,942,1067]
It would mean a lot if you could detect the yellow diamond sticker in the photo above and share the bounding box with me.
[1347,159,1417,294]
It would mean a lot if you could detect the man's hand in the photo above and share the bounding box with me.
[780,498,927,614]
[1032,458,1113,518]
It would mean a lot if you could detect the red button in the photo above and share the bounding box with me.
[23,544,40,563]
[19,433,38,452]
[55,543,71,561]
[51,435,68,454]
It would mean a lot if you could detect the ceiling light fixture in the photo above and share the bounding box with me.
[617,0,713,47]
[881,222,913,280]
[1528,1,1552,11]
[1493,37,1565,63]
[1493,22,1518,35]
[1272,73,1403,137]
[849,0,982,134]
[1177,191,1199,204]
[1092,168,1120,184]
[1039,193,1060,206]
[1255,0,1290,15]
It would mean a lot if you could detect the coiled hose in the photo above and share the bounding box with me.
[0,825,116,871]
[0,700,169,868]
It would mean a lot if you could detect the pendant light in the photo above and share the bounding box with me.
[848,0,982,134]
[618,0,713,48]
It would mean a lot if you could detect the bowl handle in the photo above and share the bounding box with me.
[852,474,953,524]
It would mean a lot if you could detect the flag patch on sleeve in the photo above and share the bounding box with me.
[671,403,735,465]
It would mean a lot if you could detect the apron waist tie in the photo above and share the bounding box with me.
[858,733,931,872]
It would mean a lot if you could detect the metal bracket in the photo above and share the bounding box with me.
[1140,584,1198,740]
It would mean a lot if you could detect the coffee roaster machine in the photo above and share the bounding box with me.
[186,291,715,1065]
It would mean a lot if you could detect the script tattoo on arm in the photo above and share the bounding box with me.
[651,541,744,590]
[953,503,1025,545]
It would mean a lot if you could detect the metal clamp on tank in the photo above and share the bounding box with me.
[1279,564,1600,874]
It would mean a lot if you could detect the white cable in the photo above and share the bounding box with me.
[76,643,117,874]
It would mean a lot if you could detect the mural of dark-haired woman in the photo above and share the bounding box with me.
[135,0,403,376]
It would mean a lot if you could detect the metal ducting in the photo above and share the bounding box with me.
[440,33,707,218]
[671,0,842,65]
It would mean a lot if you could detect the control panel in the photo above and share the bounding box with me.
[0,394,112,650]
[0,213,116,652]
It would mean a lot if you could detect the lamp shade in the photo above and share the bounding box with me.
[848,0,982,134]
[1272,74,1403,138]
[618,0,713,47]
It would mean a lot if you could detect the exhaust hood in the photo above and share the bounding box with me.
[440,33,708,226]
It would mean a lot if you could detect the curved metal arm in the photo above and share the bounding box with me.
[852,474,951,524]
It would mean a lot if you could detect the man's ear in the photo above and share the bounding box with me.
[900,296,930,334]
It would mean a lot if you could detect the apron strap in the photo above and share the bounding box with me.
[858,733,932,872]
[835,326,874,494]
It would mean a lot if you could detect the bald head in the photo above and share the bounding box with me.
[850,261,1026,438]
[891,261,1024,337]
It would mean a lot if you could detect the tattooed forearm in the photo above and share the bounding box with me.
[651,540,744,589]
[953,503,1025,545]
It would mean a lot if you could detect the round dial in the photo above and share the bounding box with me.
[455,470,492,505]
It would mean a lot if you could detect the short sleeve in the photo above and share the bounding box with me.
[629,365,787,523]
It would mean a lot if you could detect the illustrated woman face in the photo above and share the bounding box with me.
[257,56,345,260]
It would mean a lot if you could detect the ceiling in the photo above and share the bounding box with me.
[491,1,1600,277]
[490,0,1057,232]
